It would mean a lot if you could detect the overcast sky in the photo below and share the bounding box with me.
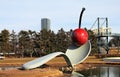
[0,0,120,33]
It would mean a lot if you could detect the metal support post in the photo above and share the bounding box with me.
[97,17,101,53]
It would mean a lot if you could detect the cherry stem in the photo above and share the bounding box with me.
[79,8,85,28]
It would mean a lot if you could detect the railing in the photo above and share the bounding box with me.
[96,33,120,37]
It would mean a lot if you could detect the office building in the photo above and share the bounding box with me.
[41,18,50,31]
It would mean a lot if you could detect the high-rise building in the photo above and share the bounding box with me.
[41,18,50,31]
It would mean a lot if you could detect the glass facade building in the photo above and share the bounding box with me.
[41,18,50,31]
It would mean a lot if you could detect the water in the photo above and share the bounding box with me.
[0,66,20,70]
[1,66,120,77]
[67,66,120,77]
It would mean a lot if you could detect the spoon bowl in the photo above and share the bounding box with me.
[66,40,91,66]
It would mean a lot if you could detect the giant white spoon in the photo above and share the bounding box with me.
[71,71,84,77]
[22,8,91,70]
[22,40,91,70]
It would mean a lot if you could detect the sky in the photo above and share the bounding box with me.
[0,0,120,34]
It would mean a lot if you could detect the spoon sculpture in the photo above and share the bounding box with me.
[22,8,91,70]
[71,71,84,77]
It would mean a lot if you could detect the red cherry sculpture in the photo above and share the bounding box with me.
[72,28,88,46]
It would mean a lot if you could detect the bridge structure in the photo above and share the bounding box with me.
[91,17,120,54]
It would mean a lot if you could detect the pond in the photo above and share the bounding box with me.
[1,65,120,77]
[66,66,120,77]
[0,66,20,70]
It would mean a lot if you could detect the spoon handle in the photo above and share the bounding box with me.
[22,52,72,70]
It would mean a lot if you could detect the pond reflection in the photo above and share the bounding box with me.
[70,66,120,77]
